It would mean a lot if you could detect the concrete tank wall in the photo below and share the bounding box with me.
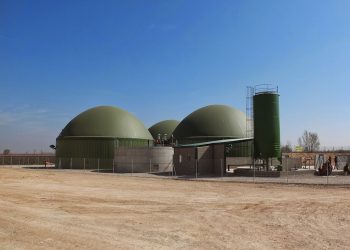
[151,147,174,172]
[114,147,173,173]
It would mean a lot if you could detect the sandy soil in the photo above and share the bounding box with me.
[0,167,349,250]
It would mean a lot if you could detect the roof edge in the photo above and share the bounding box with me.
[57,136,154,140]
[175,137,254,148]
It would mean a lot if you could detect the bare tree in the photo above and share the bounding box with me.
[298,130,320,152]
[281,141,293,153]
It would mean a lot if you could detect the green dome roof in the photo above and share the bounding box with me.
[173,105,246,141]
[149,120,180,140]
[58,106,153,140]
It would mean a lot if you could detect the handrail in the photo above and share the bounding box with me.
[255,84,278,94]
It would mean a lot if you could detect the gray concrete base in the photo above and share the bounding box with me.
[114,147,173,173]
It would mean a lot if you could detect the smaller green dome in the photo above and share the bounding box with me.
[149,120,180,140]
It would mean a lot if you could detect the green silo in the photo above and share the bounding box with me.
[253,92,280,159]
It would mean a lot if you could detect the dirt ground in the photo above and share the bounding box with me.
[0,168,349,250]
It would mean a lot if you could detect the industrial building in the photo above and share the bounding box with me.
[171,105,252,175]
[55,85,280,176]
[172,86,281,175]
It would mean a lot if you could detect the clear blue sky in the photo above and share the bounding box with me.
[1,0,350,152]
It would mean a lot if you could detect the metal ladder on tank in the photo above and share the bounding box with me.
[246,86,255,170]
[246,86,255,138]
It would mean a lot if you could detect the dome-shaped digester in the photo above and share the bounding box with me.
[56,106,153,169]
[173,105,246,144]
[58,106,153,140]
[149,120,180,141]
[253,92,280,159]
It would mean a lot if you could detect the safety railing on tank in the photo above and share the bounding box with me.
[254,84,278,94]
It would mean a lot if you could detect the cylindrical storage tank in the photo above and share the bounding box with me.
[253,92,280,159]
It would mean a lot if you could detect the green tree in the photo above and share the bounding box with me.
[3,149,10,155]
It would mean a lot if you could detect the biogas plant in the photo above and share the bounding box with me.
[55,85,280,176]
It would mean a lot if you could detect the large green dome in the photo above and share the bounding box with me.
[173,105,246,143]
[58,106,153,140]
[149,120,180,140]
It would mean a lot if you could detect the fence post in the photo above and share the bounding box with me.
[131,159,134,176]
[195,159,198,179]
[286,158,289,184]
[98,159,100,172]
[220,159,223,179]
[253,158,256,183]
[83,158,85,170]
[326,164,329,186]
[70,158,72,169]
[113,159,115,173]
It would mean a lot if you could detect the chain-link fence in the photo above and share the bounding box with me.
[2,155,350,185]
[280,157,350,185]
[195,157,350,185]
[56,157,174,176]
[0,154,55,166]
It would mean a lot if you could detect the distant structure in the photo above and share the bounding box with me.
[54,86,281,175]
[149,120,179,146]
